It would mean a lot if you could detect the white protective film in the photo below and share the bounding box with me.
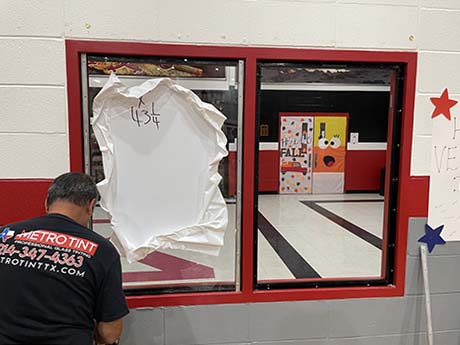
[92,74,229,262]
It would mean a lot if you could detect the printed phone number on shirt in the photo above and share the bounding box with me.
[0,243,84,268]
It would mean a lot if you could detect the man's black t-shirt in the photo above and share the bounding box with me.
[0,214,129,345]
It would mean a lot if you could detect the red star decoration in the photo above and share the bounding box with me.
[430,88,457,121]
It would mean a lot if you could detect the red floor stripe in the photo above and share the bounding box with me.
[123,251,215,282]
[93,219,110,224]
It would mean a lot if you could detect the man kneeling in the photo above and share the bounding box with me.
[0,173,129,344]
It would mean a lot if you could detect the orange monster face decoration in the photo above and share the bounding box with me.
[315,134,346,172]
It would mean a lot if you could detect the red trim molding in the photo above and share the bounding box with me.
[127,285,402,308]
[65,40,422,308]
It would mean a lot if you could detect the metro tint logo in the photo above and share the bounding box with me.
[15,230,99,256]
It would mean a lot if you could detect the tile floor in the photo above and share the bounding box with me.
[93,193,385,289]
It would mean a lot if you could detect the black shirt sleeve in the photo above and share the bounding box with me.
[94,257,129,322]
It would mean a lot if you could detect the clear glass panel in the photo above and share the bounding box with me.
[84,55,242,292]
[256,62,398,285]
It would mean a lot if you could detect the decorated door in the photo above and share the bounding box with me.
[279,113,347,194]
[312,115,347,193]
[279,115,314,194]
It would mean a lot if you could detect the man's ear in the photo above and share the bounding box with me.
[45,199,49,213]
[87,199,97,215]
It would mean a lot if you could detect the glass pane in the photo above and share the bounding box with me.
[84,55,242,292]
[256,62,399,285]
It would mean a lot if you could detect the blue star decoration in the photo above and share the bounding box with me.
[418,224,446,253]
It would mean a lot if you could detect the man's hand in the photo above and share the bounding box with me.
[94,319,123,344]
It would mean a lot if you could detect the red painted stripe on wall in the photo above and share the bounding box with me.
[0,179,52,225]
[228,150,281,194]
[258,150,280,192]
[231,149,387,193]
[345,150,386,191]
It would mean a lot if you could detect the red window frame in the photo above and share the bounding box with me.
[65,40,425,308]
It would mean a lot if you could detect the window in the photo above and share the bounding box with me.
[80,54,244,294]
[66,41,417,306]
[254,62,402,289]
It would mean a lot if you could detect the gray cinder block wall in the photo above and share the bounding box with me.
[121,218,460,345]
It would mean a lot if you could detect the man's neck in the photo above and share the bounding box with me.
[47,202,90,228]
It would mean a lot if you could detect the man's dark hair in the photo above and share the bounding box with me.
[46,172,99,207]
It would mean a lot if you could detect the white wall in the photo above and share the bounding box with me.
[1,0,459,178]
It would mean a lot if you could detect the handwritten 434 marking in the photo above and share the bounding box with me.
[130,97,160,130]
